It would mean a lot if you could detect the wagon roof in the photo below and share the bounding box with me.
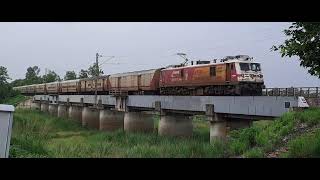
[109,68,161,77]
[59,79,81,83]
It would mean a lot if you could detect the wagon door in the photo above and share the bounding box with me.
[138,75,141,90]
[117,77,121,90]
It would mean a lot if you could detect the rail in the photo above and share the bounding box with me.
[263,87,320,98]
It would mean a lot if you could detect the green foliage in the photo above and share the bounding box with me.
[88,62,103,77]
[42,70,60,83]
[10,79,26,87]
[0,66,20,102]
[272,22,320,77]
[25,66,42,85]
[287,130,320,158]
[243,147,264,158]
[294,107,320,126]
[2,94,28,106]
[0,66,10,84]
[78,69,89,79]
[64,71,77,80]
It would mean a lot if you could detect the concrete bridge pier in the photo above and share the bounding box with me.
[99,109,124,131]
[48,104,58,116]
[58,104,69,119]
[40,102,49,113]
[68,105,83,124]
[206,104,227,143]
[82,106,100,129]
[158,112,193,137]
[210,120,227,143]
[124,111,154,133]
[31,102,41,110]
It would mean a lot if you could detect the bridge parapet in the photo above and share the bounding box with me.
[33,95,309,118]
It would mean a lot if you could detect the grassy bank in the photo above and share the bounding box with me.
[10,109,227,158]
[2,94,29,106]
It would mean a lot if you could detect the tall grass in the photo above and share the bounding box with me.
[10,109,226,158]
[287,130,320,158]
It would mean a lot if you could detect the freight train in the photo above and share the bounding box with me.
[13,55,265,96]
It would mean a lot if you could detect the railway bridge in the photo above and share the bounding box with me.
[18,93,309,143]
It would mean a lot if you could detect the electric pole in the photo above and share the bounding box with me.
[94,53,99,106]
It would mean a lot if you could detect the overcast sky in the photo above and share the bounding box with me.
[0,22,318,87]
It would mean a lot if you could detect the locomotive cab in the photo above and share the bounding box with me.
[235,62,264,83]
[231,59,265,95]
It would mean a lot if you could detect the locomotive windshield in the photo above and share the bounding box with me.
[239,63,261,71]
[250,63,261,71]
[239,63,250,71]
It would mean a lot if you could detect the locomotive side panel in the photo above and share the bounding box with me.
[160,64,227,87]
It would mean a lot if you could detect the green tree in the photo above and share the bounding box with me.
[88,62,103,77]
[25,66,42,84]
[0,66,10,85]
[64,71,77,80]
[42,70,61,83]
[272,22,320,78]
[78,69,89,79]
[10,79,25,87]
[0,66,18,102]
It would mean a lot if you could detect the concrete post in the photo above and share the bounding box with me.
[210,120,227,142]
[40,103,49,113]
[58,104,68,119]
[124,111,154,133]
[68,105,83,123]
[206,104,227,143]
[158,112,193,137]
[82,107,100,129]
[48,104,58,116]
[99,109,124,131]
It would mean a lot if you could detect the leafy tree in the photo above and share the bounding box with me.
[0,66,10,85]
[78,69,89,79]
[64,71,77,80]
[0,66,18,102]
[10,79,25,87]
[88,62,103,77]
[25,66,42,84]
[42,70,60,83]
[272,22,320,78]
